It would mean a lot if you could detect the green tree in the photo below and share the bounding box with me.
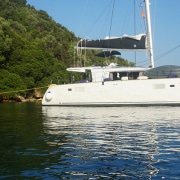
[9,0,27,6]
[0,70,26,96]
[0,17,12,66]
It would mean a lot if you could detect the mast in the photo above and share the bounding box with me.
[145,0,154,68]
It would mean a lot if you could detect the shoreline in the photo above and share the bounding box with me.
[0,98,42,103]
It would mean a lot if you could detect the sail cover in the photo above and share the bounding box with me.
[76,34,147,50]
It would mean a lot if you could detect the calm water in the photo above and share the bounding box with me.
[0,103,180,179]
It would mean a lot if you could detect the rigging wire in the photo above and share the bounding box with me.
[121,1,132,35]
[81,1,114,39]
[75,0,114,66]
[134,0,137,65]
[155,44,180,62]
[108,0,115,38]
[139,0,147,33]
[152,0,157,51]
[136,43,180,67]
[132,0,146,66]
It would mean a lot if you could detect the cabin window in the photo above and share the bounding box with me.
[110,72,127,80]
[112,72,121,80]
[85,70,92,82]
[128,72,139,80]
[71,70,92,83]
[120,72,128,78]
[110,71,141,81]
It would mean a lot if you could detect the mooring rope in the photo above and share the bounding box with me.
[0,86,49,95]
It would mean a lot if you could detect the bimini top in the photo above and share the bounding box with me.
[67,64,149,73]
[143,65,180,79]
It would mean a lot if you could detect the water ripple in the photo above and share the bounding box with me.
[40,106,180,179]
[1,104,180,179]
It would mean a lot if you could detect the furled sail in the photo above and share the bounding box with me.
[76,34,147,50]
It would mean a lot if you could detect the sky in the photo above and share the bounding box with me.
[26,0,180,67]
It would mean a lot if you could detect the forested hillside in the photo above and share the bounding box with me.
[0,0,77,100]
[0,0,133,101]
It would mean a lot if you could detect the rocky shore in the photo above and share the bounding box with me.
[0,89,43,103]
[0,96,42,103]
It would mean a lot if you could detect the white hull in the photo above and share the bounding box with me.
[42,78,180,106]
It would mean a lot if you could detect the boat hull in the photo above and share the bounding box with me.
[42,78,180,106]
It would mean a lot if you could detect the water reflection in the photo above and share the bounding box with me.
[42,106,180,179]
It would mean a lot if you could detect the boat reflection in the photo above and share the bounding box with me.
[42,106,180,179]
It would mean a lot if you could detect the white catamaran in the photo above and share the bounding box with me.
[42,0,180,106]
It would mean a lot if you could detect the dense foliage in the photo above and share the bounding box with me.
[0,0,134,100]
[0,0,77,99]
